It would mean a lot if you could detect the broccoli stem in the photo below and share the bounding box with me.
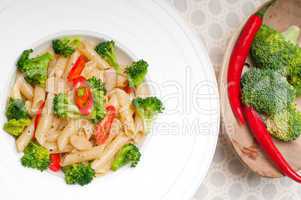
[282,25,301,44]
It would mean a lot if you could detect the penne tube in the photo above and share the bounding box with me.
[78,40,110,70]
[48,56,68,78]
[31,86,46,113]
[57,120,79,151]
[81,61,104,80]
[61,146,105,166]
[92,134,130,172]
[70,135,92,151]
[62,50,80,79]
[35,94,54,145]
[16,73,33,100]
[16,122,35,152]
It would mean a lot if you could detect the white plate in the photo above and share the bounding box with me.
[0,0,220,200]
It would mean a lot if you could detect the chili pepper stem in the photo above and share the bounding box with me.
[256,0,276,18]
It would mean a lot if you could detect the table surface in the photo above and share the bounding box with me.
[1,0,300,199]
[163,0,301,199]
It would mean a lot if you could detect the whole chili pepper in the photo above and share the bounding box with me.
[227,1,274,124]
[243,106,301,183]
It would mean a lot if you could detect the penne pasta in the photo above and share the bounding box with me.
[70,135,92,151]
[46,76,67,94]
[35,94,55,145]
[81,61,104,80]
[57,119,80,151]
[16,122,35,152]
[136,82,151,98]
[78,40,110,70]
[31,86,46,113]
[16,73,34,100]
[104,69,117,92]
[92,134,130,173]
[48,56,68,78]
[61,146,105,166]
[62,50,80,79]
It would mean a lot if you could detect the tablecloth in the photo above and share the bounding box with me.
[164,0,301,199]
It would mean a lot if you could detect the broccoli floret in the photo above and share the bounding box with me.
[87,77,106,123]
[241,68,296,116]
[132,97,164,131]
[53,93,81,118]
[251,25,300,74]
[251,25,301,96]
[52,37,81,57]
[63,163,95,186]
[21,142,50,171]
[87,76,106,94]
[3,118,31,137]
[282,25,301,44]
[111,144,141,171]
[125,60,148,88]
[5,98,29,120]
[17,49,53,86]
[95,40,120,72]
[266,105,301,142]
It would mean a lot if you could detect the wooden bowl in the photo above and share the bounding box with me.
[219,0,301,178]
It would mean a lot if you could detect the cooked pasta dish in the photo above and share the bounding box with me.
[3,36,163,186]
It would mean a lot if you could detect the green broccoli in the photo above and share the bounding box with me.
[52,37,81,57]
[111,144,141,171]
[5,98,29,120]
[282,25,300,44]
[21,142,50,171]
[87,77,106,123]
[87,76,106,94]
[3,118,31,137]
[266,105,301,142]
[241,68,296,116]
[63,163,95,186]
[125,60,148,88]
[132,96,164,131]
[53,93,81,118]
[250,25,300,74]
[95,40,120,72]
[251,25,301,96]
[17,49,53,86]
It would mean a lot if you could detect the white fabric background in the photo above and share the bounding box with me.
[163,0,301,199]
[1,0,300,199]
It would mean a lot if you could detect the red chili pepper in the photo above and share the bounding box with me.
[124,85,135,94]
[227,1,274,124]
[67,55,87,82]
[95,105,117,145]
[49,154,61,172]
[33,101,45,139]
[73,76,94,115]
[243,106,301,183]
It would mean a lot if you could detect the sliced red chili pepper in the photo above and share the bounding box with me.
[243,106,301,183]
[227,1,274,125]
[95,105,117,145]
[75,86,90,108]
[33,101,45,139]
[72,76,94,116]
[67,55,87,82]
[49,153,61,172]
[124,85,135,94]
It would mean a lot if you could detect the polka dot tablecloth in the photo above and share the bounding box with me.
[164,0,301,200]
